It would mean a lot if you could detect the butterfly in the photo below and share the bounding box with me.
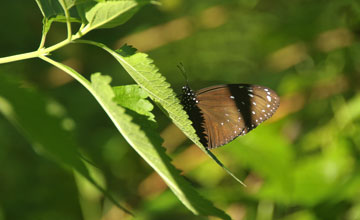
[180,84,280,149]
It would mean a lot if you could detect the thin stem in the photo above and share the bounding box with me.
[77,24,91,37]
[38,18,48,49]
[39,55,91,90]
[0,37,71,65]
[0,28,88,65]
[78,23,86,36]
[43,38,71,54]
[59,0,72,40]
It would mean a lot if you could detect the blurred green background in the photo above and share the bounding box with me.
[1,0,360,219]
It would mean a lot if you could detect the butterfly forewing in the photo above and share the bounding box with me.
[182,84,279,149]
[196,86,245,148]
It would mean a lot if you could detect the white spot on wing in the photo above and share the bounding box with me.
[267,95,272,102]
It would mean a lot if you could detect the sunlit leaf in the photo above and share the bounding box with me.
[77,0,151,30]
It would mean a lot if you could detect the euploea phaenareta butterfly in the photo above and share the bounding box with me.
[180,84,280,149]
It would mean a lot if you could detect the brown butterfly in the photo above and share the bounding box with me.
[180,84,280,149]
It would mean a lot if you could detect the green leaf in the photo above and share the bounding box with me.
[77,0,151,30]
[89,73,230,219]
[113,44,201,146]
[0,73,131,215]
[36,0,65,18]
[63,0,76,8]
[113,84,155,121]
[36,0,80,22]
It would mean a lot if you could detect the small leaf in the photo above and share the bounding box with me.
[36,0,64,19]
[36,0,80,22]
[77,0,151,30]
[113,84,155,121]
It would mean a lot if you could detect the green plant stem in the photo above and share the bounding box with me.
[0,50,43,64]
[0,30,86,65]
[58,0,72,40]
[38,19,48,50]
[39,55,91,89]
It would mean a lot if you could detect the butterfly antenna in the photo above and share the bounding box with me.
[177,62,189,86]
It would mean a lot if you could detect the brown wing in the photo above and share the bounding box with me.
[196,84,280,149]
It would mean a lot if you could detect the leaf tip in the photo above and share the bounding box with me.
[116,44,138,57]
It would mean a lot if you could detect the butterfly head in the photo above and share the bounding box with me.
[180,85,199,112]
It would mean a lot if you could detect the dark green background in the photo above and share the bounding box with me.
[1,0,360,219]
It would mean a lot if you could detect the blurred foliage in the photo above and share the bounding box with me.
[1,0,360,219]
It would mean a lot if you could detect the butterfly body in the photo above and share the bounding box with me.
[180,84,280,149]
